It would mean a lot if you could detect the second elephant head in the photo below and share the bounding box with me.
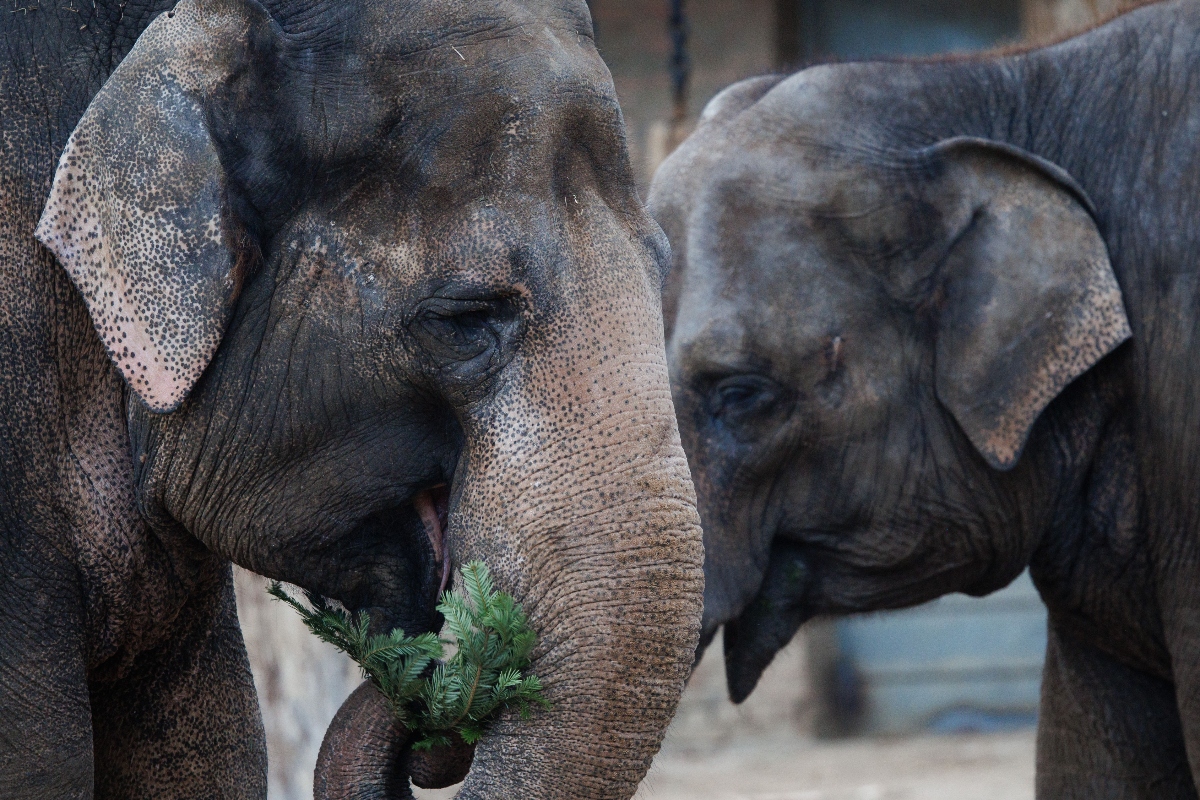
[651,69,1129,701]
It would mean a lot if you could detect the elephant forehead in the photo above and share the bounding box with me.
[258,0,616,195]
[671,206,888,378]
[670,288,844,379]
[680,190,846,312]
[355,0,610,115]
[359,0,594,52]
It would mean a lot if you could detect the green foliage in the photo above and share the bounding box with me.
[268,561,550,750]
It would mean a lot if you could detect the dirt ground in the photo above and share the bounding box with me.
[632,730,1035,800]
[415,730,1035,800]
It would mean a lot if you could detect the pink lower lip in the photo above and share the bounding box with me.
[414,485,452,598]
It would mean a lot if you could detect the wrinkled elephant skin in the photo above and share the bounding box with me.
[654,1,1200,796]
[0,1,703,798]
[313,682,475,797]
[314,683,416,800]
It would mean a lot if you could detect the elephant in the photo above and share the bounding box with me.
[0,0,705,797]
[651,0,1200,796]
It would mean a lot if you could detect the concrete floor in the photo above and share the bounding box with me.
[415,730,1036,800]
[631,730,1035,800]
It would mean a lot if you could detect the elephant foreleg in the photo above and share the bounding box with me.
[1037,621,1196,799]
[89,561,266,800]
[1157,551,1200,782]
[0,540,94,800]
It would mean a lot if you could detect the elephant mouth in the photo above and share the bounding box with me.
[718,539,815,703]
[413,483,452,600]
[316,483,477,796]
[320,482,454,637]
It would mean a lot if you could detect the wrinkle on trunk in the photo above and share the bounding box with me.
[448,416,703,798]
[314,682,413,800]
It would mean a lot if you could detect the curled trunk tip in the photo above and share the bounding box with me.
[314,682,475,799]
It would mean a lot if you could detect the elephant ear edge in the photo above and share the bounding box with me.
[927,137,1131,471]
[36,0,262,413]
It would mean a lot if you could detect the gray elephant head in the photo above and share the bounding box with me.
[37,0,703,796]
[650,67,1129,702]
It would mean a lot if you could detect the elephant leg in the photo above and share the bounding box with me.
[90,561,266,800]
[0,541,94,800]
[1158,552,1200,781]
[1037,621,1196,799]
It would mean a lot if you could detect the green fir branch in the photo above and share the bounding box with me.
[268,560,550,749]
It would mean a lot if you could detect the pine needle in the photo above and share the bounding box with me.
[268,561,550,749]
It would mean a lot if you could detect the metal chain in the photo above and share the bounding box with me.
[669,0,690,125]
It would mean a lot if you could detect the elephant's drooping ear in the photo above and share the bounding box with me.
[36,0,264,413]
[925,138,1130,470]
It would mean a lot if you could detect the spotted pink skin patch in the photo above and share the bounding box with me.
[35,0,251,413]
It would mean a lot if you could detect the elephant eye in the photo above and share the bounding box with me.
[707,375,783,428]
[411,296,521,368]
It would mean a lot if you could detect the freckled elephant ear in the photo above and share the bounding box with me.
[36,0,264,413]
[924,137,1131,471]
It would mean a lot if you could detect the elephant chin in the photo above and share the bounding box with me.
[314,682,475,799]
[722,542,813,703]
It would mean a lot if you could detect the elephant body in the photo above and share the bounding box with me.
[653,1,1200,796]
[1,1,704,798]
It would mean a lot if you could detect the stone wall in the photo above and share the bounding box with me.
[595,0,1145,187]
[590,0,776,189]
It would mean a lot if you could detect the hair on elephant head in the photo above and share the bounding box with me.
[651,66,1129,702]
[33,0,704,796]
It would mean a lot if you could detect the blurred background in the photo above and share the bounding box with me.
[235,2,1138,798]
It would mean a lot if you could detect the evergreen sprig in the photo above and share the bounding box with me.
[268,561,550,750]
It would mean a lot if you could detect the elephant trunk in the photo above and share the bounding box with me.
[314,683,412,800]
[457,516,704,799]
[317,263,704,798]
[449,382,704,798]
[315,682,475,798]
[314,462,702,799]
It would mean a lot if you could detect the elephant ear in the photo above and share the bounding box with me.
[36,0,263,413]
[927,138,1130,470]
